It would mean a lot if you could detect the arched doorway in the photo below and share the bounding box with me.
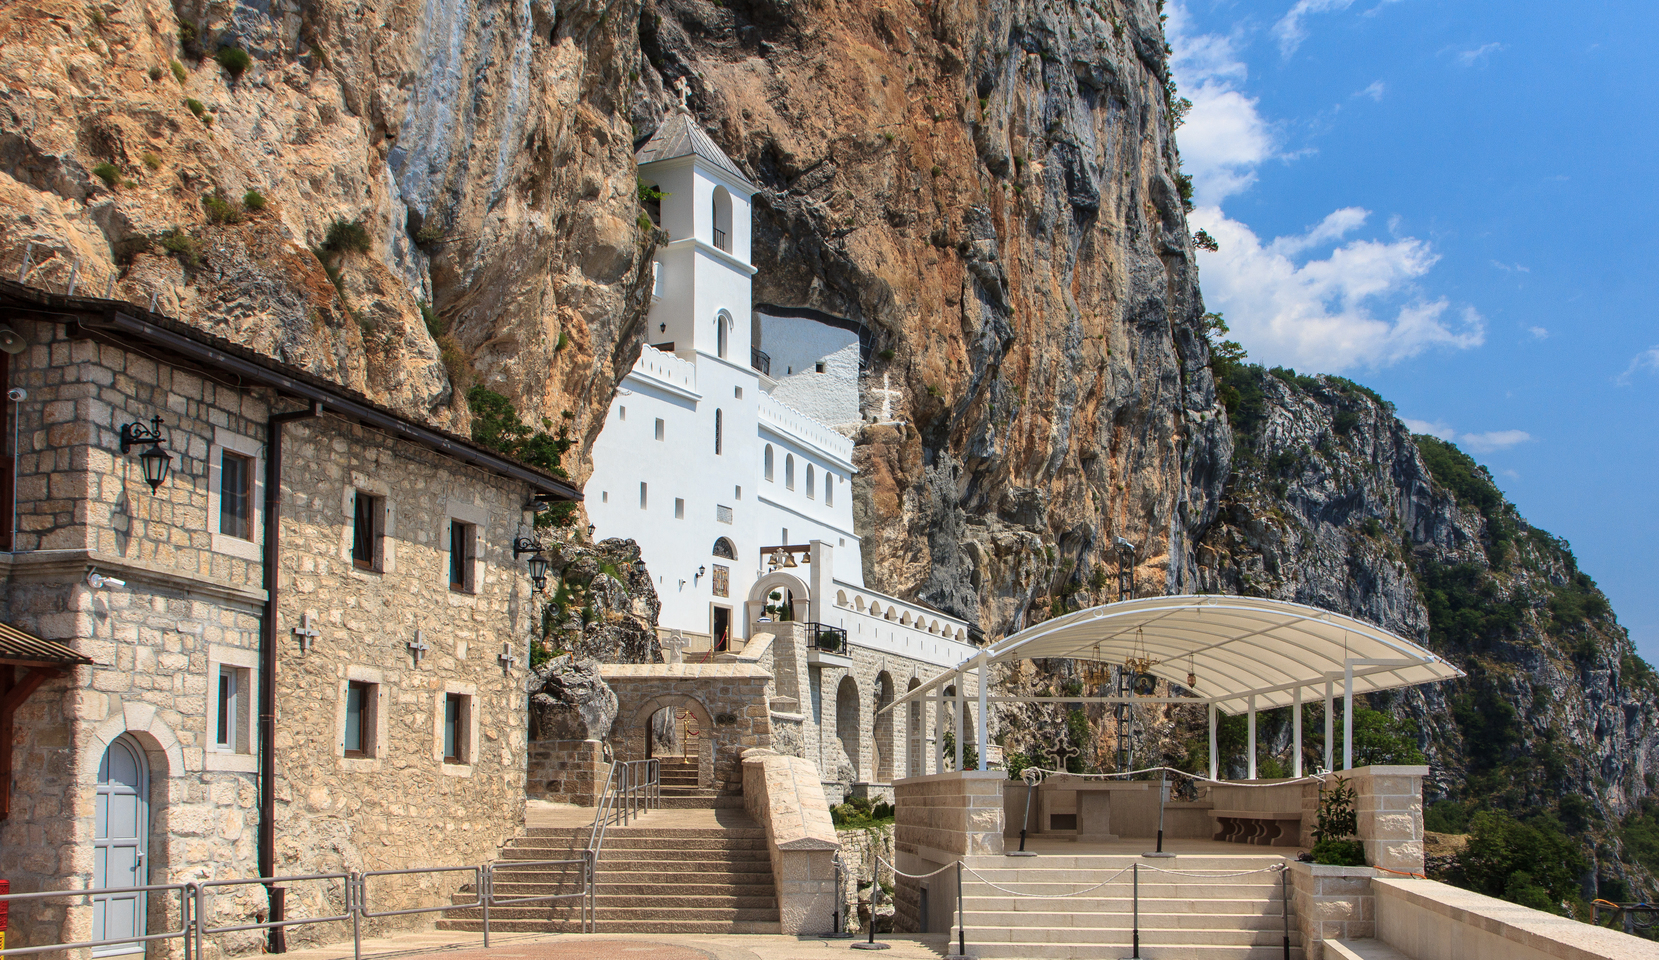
[748,570,810,626]
[906,677,924,777]
[872,672,895,783]
[836,675,861,782]
[94,734,149,954]
[626,695,716,789]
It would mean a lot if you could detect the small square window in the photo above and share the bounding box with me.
[640,482,648,509]
[675,498,685,520]
[655,419,665,441]
[735,486,741,500]
[734,386,743,399]
[219,451,252,540]
[352,491,382,571]
[620,406,627,420]
[344,680,377,758]
[449,519,475,592]
[444,693,470,764]
[214,664,251,754]
[815,362,826,373]
[602,491,609,503]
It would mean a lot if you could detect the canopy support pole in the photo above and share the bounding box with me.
[954,670,965,772]
[1323,679,1334,773]
[1343,662,1354,771]
[1293,686,1303,779]
[1247,695,1257,780]
[976,663,988,772]
[1207,704,1218,782]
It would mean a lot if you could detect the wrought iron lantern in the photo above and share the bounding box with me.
[512,536,550,592]
[119,415,173,491]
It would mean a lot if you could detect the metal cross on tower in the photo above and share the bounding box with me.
[292,613,320,653]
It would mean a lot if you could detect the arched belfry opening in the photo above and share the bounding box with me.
[712,186,732,252]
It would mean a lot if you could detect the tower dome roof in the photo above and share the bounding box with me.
[635,109,753,188]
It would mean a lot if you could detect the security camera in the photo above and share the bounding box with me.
[86,569,126,590]
[7,388,25,402]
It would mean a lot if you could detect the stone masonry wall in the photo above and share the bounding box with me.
[526,739,608,805]
[1290,861,1377,960]
[0,316,272,956]
[272,416,537,945]
[602,663,772,793]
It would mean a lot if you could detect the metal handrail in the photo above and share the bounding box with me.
[584,757,660,927]
[0,883,193,958]
[359,865,482,920]
[751,346,770,376]
[809,621,850,655]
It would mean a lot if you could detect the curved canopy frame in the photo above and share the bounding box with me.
[890,595,1463,716]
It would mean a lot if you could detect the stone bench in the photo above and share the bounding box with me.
[1209,808,1302,847]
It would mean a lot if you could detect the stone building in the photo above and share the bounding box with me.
[0,279,579,953]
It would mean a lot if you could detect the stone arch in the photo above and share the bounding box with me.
[885,607,897,622]
[835,674,860,782]
[84,705,185,905]
[836,589,849,606]
[712,186,733,251]
[854,595,866,613]
[899,612,912,626]
[868,601,882,618]
[764,444,774,481]
[872,671,895,783]
[624,694,716,789]
[749,570,810,623]
[929,620,941,635]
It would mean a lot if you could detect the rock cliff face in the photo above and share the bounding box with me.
[0,0,1227,641]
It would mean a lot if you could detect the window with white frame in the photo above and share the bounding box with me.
[209,429,262,560]
[806,465,815,499]
[214,664,250,753]
[443,693,470,764]
[344,680,377,758]
[219,451,252,540]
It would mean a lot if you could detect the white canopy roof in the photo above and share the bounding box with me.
[890,594,1463,715]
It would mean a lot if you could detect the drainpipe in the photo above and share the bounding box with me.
[259,402,321,951]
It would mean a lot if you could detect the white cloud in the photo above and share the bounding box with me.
[1461,430,1532,453]
[1617,346,1659,386]
[1454,42,1505,66]
[1400,420,1531,453]
[1527,326,1549,340]
[1402,418,1455,440]
[1356,81,1387,101]
[1172,3,1487,373]
[1272,0,1358,57]
[1192,206,1485,371]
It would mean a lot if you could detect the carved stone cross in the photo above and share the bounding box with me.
[407,630,429,666]
[662,630,689,664]
[1050,740,1079,773]
[498,642,517,671]
[292,613,320,654]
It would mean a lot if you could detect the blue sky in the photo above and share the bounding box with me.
[1168,1,1659,661]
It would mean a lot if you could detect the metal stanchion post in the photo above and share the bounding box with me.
[942,861,968,960]
[194,883,206,960]
[482,865,491,948]
[1119,862,1141,960]
[852,861,890,951]
[350,874,362,960]
[1143,774,1174,858]
[1281,867,1290,960]
[1011,775,1037,856]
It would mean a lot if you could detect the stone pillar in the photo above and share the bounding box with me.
[808,540,832,624]
[1348,765,1428,875]
[1289,861,1377,960]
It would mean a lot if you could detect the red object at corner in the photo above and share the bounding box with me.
[0,876,9,933]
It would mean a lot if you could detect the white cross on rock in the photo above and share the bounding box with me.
[292,613,320,653]
[407,630,429,666]
[662,630,689,664]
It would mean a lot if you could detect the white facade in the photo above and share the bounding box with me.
[585,110,974,669]
[759,311,862,428]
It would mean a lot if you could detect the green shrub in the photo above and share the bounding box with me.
[91,162,120,187]
[419,300,446,339]
[466,385,574,483]
[1425,800,1469,834]
[321,218,371,255]
[170,60,187,83]
[177,22,202,59]
[142,152,162,171]
[1175,171,1194,212]
[215,46,251,78]
[1457,811,1587,916]
[185,98,206,119]
[1350,707,1425,766]
[1310,838,1366,866]
[414,224,443,246]
[241,189,266,212]
[159,228,200,268]
[148,66,163,81]
[201,190,242,224]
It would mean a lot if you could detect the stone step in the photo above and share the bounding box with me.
[963,884,1292,901]
[965,856,1291,871]
[961,924,1298,945]
[959,942,1302,960]
[488,884,777,901]
[501,843,768,860]
[442,904,778,922]
[963,899,1291,917]
[436,918,782,935]
[489,866,771,885]
[959,909,1295,930]
[522,825,765,839]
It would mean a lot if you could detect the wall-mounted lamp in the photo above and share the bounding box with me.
[0,326,26,355]
[119,415,173,491]
[659,323,667,333]
[587,524,596,540]
[512,536,550,592]
[86,568,126,590]
[694,565,706,584]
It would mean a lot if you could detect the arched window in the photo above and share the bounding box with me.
[785,454,795,490]
[764,444,774,481]
[712,537,736,559]
[806,465,815,499]
[712,187,732,252]
[716,310,731,359]
[714,408,723,455]
[825,473,834,506]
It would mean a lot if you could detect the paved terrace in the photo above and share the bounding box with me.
[277,932,950,960]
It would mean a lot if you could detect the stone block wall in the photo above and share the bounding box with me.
[1289,861,1377,959]
[892,771,1004,934]
[272,416,537,943]
[1348,765,1428,875]
[526,739,608,804]
[741,749,840,935]
[602,663,772,793]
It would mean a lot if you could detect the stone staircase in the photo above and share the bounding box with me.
[956,853,1301,960]
[436,802,779,935]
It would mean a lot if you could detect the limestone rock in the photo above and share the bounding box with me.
[529,654,618,742]
[539,536,661,664]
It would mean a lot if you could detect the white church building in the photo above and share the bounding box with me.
[583,107,979,787]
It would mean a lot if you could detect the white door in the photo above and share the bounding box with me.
[92,734,148,956]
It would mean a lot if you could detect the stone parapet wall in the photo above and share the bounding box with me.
[1346,765,1427,875]
[526,739,608,805]
[1373,877,1659,960]
[741,749,839,935]
[893,771,1005,862]
[1289,861,1377,960]
[601,663,772,793]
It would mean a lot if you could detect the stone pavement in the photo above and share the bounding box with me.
[277,931,951,960]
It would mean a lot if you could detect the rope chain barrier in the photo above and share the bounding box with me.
[877,855,1286,897]
[1018,764,1332,788]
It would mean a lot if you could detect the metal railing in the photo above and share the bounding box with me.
[713,227,729,252]
[809,621,850,655]
[0,764,662,960]
[751,346,770,376]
